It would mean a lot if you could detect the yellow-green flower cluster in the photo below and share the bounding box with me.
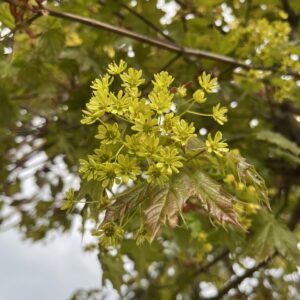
[236,19,291,65]
[194,230,213,262]
[206,131,229,157]
[80,61,230,189]
[92,222,124,248]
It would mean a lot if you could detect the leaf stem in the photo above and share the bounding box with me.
[114,144,125,161]
[187,110,212,117]
[180,101,195,117]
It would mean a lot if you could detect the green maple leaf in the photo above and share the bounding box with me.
[246,210,299,263]
[99,253,125,292]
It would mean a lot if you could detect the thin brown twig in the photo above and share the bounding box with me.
[3,0,300,78]
[193,249,229,277]
[208,254,275,300]
[0,0,260,70]
[2,0,300,81]
[120,2,175,43]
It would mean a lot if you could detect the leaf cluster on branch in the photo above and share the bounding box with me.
[1,0,300,299]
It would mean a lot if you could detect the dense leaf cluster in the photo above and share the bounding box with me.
[1,0,300,299]
[66,61,270,247]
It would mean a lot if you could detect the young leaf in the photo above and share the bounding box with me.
[186,169,241,227]
[144,173,190,242]
[225,152,269,208]
[144,169,240,242]
[102,183,148,225]
[270,148,300,167]
[77,180,103,203]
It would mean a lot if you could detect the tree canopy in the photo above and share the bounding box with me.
[0,0,300,299]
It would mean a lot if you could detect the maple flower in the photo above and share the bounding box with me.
[81,76,113,124]
[177,85,187,97]
[131,114,159,134]
[128,98,153,120]
[155,146,183,175]
[245,203,260,214]
[134,227,148,245]
[193,89,207,103]
[212,104,228,125]
[61,188,75,211]
[145,164,169,185]
[162,113,180,134]
[120,67,145,87]
[93,222,124,248]
[136,134,162,158]
[94,145,114,163]
[95,123,121,144]
[98,162,121,188]
[109,91,130,116]
[197,231,208,242]
[90,74,113,94]
[203,243,213,253]
[198,72,219,93]
[116,154,141,183]
[152,71,174,91]
[223,174,235,184]
[149,89,173,114]
[205,131,229,157]
[107,59,127,75]
[171,119,196,146]
[79,155,100,181]
[125,134,143,155]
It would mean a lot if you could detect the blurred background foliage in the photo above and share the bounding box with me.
[0,0,300,299]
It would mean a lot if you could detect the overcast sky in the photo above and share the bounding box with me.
[0,225,101,300]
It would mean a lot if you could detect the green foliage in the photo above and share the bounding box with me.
[1,0,300,299]
[75,63,267,247]
[247,210,299,263]
[256,130,300,156]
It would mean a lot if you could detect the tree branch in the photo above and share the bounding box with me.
[47,9,251,67]
[208,254,275,300]
[1,0,254,69]
[120,2,175,43]
[193,249,229,277]
[3,0,300,78]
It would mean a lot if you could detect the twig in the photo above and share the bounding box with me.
[209,254,275,300]
[120,2,175,43]
[1,0,259,70]
[3,0,300,78]
[47,9,248,67]
[193,249,229,277]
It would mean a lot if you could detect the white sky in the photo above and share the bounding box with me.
[0,224,101,300]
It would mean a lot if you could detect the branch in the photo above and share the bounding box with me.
[47,9,251,67]
[98,0,200,73]
[208,254,275,300]
[3,0,300,78]
[120,2,175,43]
[1,0,253,69]
[193,249,229,277]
